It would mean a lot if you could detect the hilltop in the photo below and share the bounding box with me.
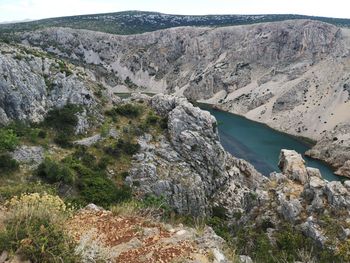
[1,10,350,37]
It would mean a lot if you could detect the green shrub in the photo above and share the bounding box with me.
[145,113,159,125]
[78,172,132,207]
[54,133,73,148]
[2,121,46,143]
[57,60,73,77]
[105,108,119,122]
[207,217,233,243]
[159,117,168,130]
[0,153,19,174]
[36,158,75,184]
[114,104,141,118]
[105,139,140,158]
[142,194,170,212]
[212,206,228,220]
[72,146,97,167]
[38,130,47,139]
[0,128,19,152]
[97,156,112,170]
[44,104,80,135]
[44,104,81,147]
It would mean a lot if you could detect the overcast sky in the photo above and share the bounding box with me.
[1,0,350,23]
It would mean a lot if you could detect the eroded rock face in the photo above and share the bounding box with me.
[125,95,350,253]
[18,20,350,142]
[0,44,99,132]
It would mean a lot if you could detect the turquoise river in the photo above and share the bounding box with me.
[200,105,340,181]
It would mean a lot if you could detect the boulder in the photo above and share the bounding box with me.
[324,181,350,209]
[300,216,327,247]
[278,193,302,222]
[278,149,308,184]
[335,160,350,178]
[74,134,102,147]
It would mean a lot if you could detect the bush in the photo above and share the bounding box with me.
[44,104,80,135]
[145,113,159,125]
[0,153,19,174]
[0,193,79,262]
[36,158,75,184]
[0,128,19,152]
[44,104,81,147]
[78,172,132,207]
[2,121,46,143]
[72,146,97,168]
[54,133,73,148]
[114,104,141,118]
[105,139,140,158]
[105,108,119,122]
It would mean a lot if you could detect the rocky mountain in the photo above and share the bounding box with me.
[2,14,350,262]
[13,19,350,175]
[1,11,350,36]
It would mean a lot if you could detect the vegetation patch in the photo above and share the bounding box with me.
[36,158,76,184]
[0,193,79,262]
[44,104,81,147]
[0,128,19,152]
[0,153,19,175]
[104,138,140,158]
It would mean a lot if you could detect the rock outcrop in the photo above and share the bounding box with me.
[10,145,44,168]
[0,43,100,132]
[306,123,350,177]
[278,149,308,184]
[127,94,266,217]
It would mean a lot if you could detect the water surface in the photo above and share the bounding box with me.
[200,105,340,181]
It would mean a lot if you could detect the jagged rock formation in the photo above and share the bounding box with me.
[128,94,265,217]
[16,19,350,171]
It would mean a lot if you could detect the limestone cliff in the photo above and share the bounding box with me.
[16,19,350,173]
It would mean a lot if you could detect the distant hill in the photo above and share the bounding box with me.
[1,10,350,36]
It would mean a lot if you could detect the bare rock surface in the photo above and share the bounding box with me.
[10,145,44,168]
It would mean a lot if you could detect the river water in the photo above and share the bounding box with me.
[200,105,340,181]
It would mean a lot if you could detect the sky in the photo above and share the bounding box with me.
[0,0,350,23]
